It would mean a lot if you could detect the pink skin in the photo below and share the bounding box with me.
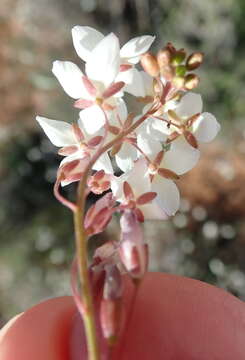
[1,273,245,360]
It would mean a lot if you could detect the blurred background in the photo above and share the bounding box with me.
[1,0,245,325]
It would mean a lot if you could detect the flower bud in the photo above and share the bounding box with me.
[100,265,123,344]
[186,52,204,70]
[140,52,160,77]
[120,210,147,279]
[100,298,122,345]
[175,65,186,77]
[160,64,175,80]
[172,76,185,89]
[184,73,200,90]
[157,48,171,67]
[171,49,186,66]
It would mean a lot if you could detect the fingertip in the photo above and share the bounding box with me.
[0,296,76,360]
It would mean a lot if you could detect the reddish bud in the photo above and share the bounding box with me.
[157,48,172,67]
[184,73,200,90]
[186,52,204,70]
[141,52,160,77]
[120,210,147,279]
[85,193,115,236]
[160,64,175,81]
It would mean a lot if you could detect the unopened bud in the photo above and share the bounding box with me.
[175,65,186,77]
[160,64,175,80]
[100,298,122,345]
[120,211,147,279]
[140,52,160,77]
[186,52,204,70]
[172,76,185,89]
[100,264,123,344]
[184,73,200,90]
[157,48,171,67]
[171,49,186,66]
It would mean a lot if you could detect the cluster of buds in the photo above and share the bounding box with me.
[141,42,204,90]
[36,25,220,348]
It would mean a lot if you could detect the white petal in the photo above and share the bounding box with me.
[52,61,89,99]
[111,158,151,201]
[71,26,104,61]
[147,118,169,140]
[85,33,120,87]
[79,105,105,134]
[193,112,220,143]
[117,68,145,97]
[140,71,154,97]
[120,35,155,60]
[115,143,138,172]
[176,92,203,118]
[137,133,162,161]
[93,152,113,174]
[153,177,180,216]
[118,99,128,121]
[163,136,200,175]
[36,116,74,147]
[141,202,168,220]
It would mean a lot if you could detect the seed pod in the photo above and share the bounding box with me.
[184,73,200,90]
[140,52,160,77]
[186,52,204,70]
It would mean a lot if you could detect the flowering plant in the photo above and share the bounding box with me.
[36,26,220,359]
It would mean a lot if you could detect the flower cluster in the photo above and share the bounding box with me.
[37,26,220,345]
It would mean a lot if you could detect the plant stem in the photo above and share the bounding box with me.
[74,169,100,360]
[73,99,164,359]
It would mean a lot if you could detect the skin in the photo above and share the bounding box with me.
[1,272,245,360]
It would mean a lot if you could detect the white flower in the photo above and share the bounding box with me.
[52,33,125,133]
[165,92,221,147]
[107,100,138,172]
[137,131,200,215]
[72,26,155,97]
[36,116,112,184]
[111,158,167,220]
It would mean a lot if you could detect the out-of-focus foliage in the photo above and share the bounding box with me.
[1,0,245,324]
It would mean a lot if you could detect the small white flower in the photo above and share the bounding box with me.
[111,158,167,220]
[165,92,221,147]
[36,116,112,184]
[72,26,155,97]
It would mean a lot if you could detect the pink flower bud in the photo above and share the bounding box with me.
[119,210,147,279]
[85,193,115,236]
[100,265,123,344]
